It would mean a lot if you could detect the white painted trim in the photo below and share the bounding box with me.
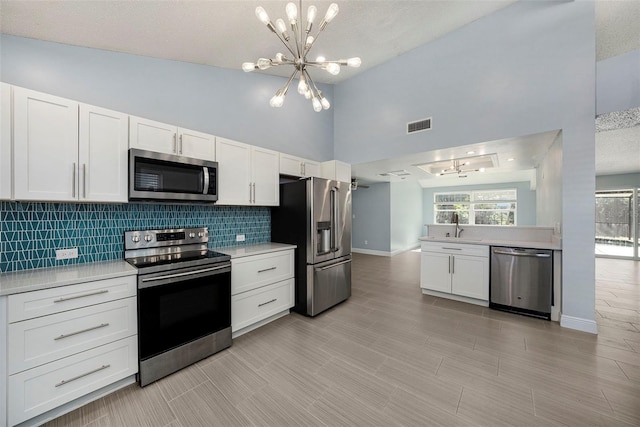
[353,243,420,257]
[421,289,489,307]
[560,314,598,334]
[232,309,290,339]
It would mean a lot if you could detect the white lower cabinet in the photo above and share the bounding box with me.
[230,248,294,337]
[6,276,138,426]
[420,242,489,304]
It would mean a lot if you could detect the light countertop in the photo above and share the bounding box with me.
[419,236,561,250]
[214,242,296,259]
[0,260,137,296]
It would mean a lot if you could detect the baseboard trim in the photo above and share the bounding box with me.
[560,314,598,334]
[353,243,420,257]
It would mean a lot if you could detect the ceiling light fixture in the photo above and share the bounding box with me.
[242,1,361,112]
[435,160,482,177]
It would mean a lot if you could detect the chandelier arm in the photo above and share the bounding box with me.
[281,68,300,96]
[271,30,298,58]
[303,69,320,97]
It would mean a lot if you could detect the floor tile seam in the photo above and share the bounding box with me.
[529,383,616,416]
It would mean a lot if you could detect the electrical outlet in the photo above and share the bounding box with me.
[236,234,246,242]
[56,248,78,260]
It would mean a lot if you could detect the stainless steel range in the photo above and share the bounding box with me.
[124,227,231,387]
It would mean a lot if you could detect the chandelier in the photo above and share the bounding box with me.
[437,160,486,177]
[242,1,361,112]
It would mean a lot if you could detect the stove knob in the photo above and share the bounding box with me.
[189,232,196,238]
[144,235,153,242]
[198,232,204,238]
[131,235,140,243]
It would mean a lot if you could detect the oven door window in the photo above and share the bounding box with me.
[134,157,205,194]
[138,270,231,360]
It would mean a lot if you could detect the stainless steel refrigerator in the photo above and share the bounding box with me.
[272,177,352,316]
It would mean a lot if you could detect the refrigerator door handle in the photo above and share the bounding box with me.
[315,259,352,272]
[331,186,339,252]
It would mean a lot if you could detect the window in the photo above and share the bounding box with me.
[434,189,517,225]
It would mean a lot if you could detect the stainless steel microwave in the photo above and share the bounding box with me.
[129,149,218,203]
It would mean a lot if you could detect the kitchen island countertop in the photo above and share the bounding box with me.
[419,236,561,251]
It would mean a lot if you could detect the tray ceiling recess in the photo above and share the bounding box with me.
[414,154,498,178]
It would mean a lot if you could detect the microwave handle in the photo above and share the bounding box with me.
[203,167,210,194]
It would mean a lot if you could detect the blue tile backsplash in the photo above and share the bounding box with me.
[0,202,271,273]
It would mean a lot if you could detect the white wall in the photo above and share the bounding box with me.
[597,49,640,115]
[390,180,423,252]
[536,133,563,229]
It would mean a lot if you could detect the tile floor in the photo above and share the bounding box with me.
[44,252,640,426]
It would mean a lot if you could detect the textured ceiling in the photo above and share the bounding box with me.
[595,1,640,61]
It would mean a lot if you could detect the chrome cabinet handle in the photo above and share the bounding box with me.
[442,247,462,251]
[452,255,455,274]
[83,163,87,199]
[54,289,108,303]
[55,364,110,387]
[258,267,276,273]
[179,134,183,154]
[448,255,451,274]
[258,298,277,307]
[173,133,177,153]
[54,323,109,340]
[72,162,76,198]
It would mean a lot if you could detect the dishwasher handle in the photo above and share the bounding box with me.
[493,249,551,258]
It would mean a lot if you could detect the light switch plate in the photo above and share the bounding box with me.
[56,248,78,260]
[236,234,246,242]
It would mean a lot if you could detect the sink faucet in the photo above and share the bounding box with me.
[451,212,464,238]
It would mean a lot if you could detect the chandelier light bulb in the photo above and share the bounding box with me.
[275,52,284,62]
[304,90,312,100]
[275,18,287,34]
[325,62,340,75]
[307,5,317,24]
[316,56,326,63]
[242,62,256,72]
[257,58,272,70]
[324,3,339,23]
[297,74,308,94]
[346,57,362,68]
[270,94,285,108]
[255,7,270,25]
[312,97,322,112]
[286,2,298,23]
[320,96,330,110]
[305,36,314,50]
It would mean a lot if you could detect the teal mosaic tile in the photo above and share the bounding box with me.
[0,202,271,273]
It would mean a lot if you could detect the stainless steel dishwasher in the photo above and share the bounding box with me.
[490,246,553,320]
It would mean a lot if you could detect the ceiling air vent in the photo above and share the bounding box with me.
[407,117,432,134]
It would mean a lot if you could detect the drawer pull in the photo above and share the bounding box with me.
[258,298,277,307]
[441,247,463,251]
[257,267,277,273]
[55,364,110,387]
[54,323,110,341]
[53,289,109,303]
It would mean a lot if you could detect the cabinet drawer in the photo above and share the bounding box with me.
[421,241,489,257]
[8,297,137,374]
[231,250,294,295]
[8,275,136,323]
[232,278,294,332]
[8,335,138,426]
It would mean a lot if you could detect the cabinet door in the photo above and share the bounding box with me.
[0,83,11,200]
[129,116,177,154]
[216,137,251,205]
[451,255,489,301]
[420,252,451,293]
[252,146,279,206]
[279,153,303,177]
[79,104,129,202]
[13,88,79,201]
[303,160,321,178]
[178,127,215,161]
[320,160,351,183]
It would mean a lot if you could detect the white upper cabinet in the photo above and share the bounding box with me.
[12,87,129,203]
[279,153,320,178]
[1,83,11,200]
[13,87,80,201]
[79,104,129,202]
[321,160,351,183]
[216,137,279,206]
[129,116,215,161]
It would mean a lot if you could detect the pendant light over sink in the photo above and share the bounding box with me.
[242,1,361,112]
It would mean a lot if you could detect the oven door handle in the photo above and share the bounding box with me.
[140,264,230,284]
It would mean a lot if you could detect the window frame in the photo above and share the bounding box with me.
[433,188,518,226]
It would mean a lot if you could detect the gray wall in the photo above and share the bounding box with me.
[352,183,391,252]
[422,181,536,226]
[596,173,640,191]
[390,180,423,252]
[596,49,640,115]
[0,35,333,161]
[334,1,597,328]
[536,133,563,228]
